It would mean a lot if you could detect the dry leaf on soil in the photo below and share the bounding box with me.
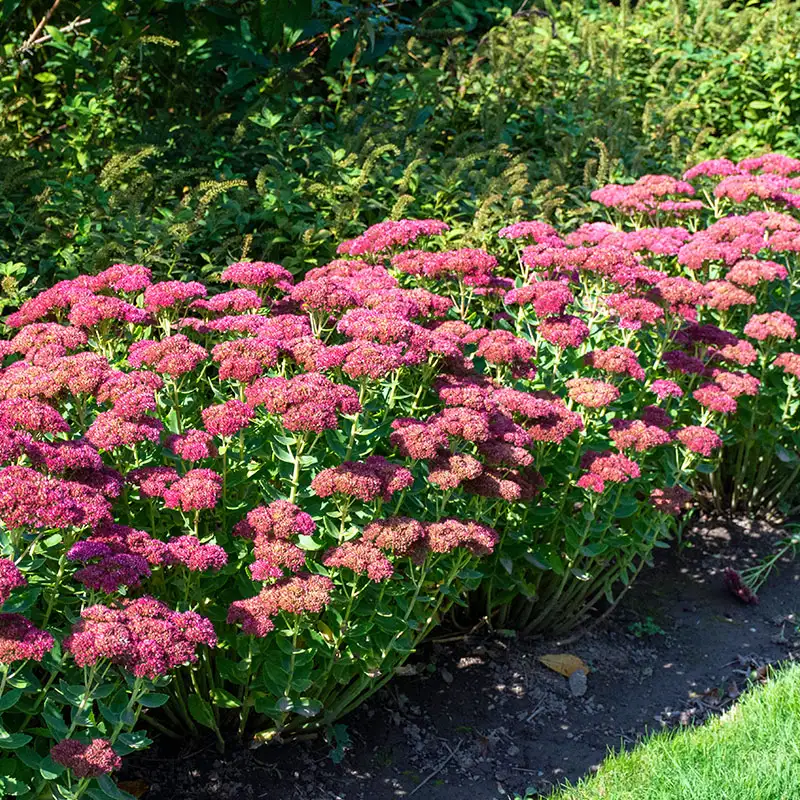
[538,653,590,678]
[117,781,149,798]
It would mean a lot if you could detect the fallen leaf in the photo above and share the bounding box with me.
[538,653,590,678]
[117,781,149,798]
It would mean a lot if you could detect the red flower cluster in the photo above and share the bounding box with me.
[0,613,54,663]
[675,425,723,457]
[128,334,208,377]
[233,500,316,540]
[566,378,620,409]
[143,280,206,313]
[0,465,111,529]
[323,540,393,582]
[650,486,692,515]
[584,347,645,381]
[538,315,590,348]
[201,399,253,437]
[610,418,672,452]
[167,429,218,462]
[162,469,222,512]
[504,280,575,316]
[211,338,281,382]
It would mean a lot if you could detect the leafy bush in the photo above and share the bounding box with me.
[2,0,800,284]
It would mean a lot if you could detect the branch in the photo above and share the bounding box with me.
[26,17,91,49]
[21,0,62,51]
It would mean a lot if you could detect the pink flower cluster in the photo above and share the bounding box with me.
[0,465,111,529]
[577,450,641,492]
[227,573,333,637]
[391,248,498,286]
[311,456,413,503]
[221,261,294,289]
[51,738,122,778]
[0,558,26,604]
[65,596,216,678]
[201,399,253,437]
[591,174,701,214]
[337,219,449,256]
[246,372,361,432]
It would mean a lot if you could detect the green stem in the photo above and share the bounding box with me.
[288,433,307,503]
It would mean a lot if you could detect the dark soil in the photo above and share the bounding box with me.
[129,517,800,800]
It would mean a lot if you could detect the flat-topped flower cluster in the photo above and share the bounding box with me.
[1,151,799,796]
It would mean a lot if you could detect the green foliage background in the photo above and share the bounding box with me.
[1,0,799,286]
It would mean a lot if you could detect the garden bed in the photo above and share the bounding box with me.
[128,517,799,799]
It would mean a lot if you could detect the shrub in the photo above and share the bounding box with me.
[2,150,800,793]
[3,0,800,283]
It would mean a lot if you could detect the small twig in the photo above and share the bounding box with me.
[21,0,62,51]
[525,701,545,723]
[409,739,463,796]
[27,17,91,48]
[429,618,488,644]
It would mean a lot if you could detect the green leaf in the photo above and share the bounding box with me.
[187,695,216,729]
[96,774,136,800]
[115,731,153,755]
[293,698,322,718]
[0,689,22,712]
[98,700,123,725]
[210,689,241,709]
[613,496,639,519]
[0,775,28,795]
[327,28,358,69]
[0,731,31,750]
[16,747,41,770]
[138,693,169,708]
[1,587,40,614]
[38,757,63,780]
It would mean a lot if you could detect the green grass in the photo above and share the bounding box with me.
[546,664,800,800]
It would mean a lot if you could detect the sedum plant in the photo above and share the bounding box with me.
[1,151,800,795]
[0,251,499,798]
